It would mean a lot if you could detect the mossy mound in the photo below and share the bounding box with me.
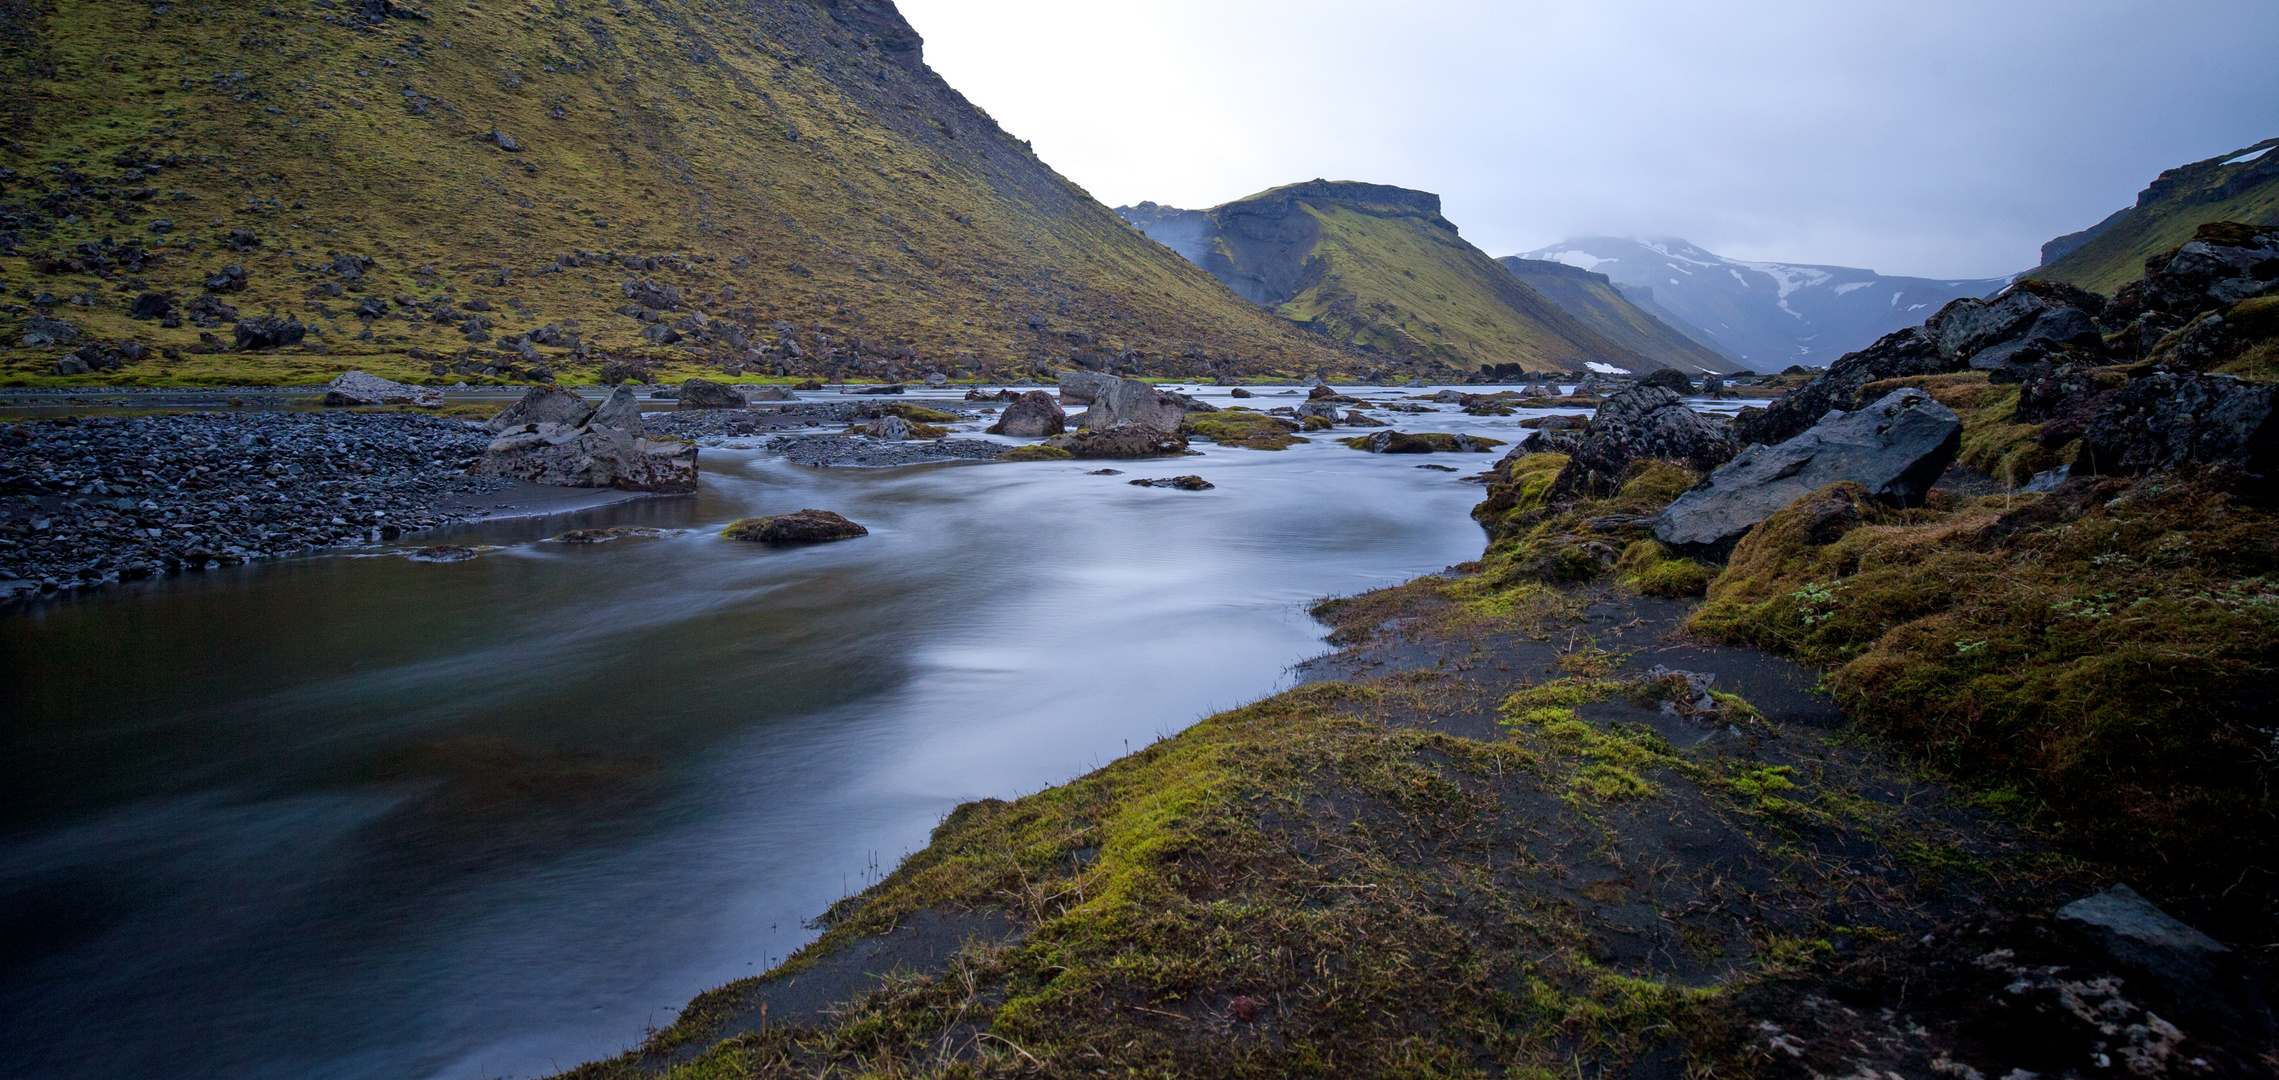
[1690,474,2279,888]
[1180,410,1300,449]
[720,509,868,545]
[884,404,961,424]
[999,444,1072,462]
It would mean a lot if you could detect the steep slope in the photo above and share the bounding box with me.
[1495,256,1735,373]
[1118,182,1654,376]
[1518,236,2011,369]
[0,0,1354,385]
[2031,137,2279,294]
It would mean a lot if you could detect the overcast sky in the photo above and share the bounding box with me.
[894,0,2277,279]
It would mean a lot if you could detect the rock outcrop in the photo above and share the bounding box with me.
[678,378,749,410]
[986,390,1066,437]
[1049,425,1190,459]
[474,422,699,492]
[1057,370,1121,404]
[2074,371,2276,481]
[720,509,868,544]
[486,384,593,431]
[1079,377,1188,433]
[1656,388,1959,553]
[588,385,645,431]
[1549,386,1738,501]
[321,370,442,408]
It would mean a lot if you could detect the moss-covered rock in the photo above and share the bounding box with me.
[720,509,869,545]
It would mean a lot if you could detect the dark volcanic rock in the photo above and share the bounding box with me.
[1053,425,1190,459]
[2119,222,2279,321]
[1354,430,1491,454]
[233,316,306,351]
[2075,371,2277,481]
[721,509,868,544]
[474,423,698,492]
[677,378,749,410]
[1128,475,1213,490]
[2056,883,2249,1028]
[1550,386,1737,501]
[487,384,594,432]
[1079,376,1187,433]
[1639,369,1692,394]
[1655,388,1960,553]
[986,390,1065,437]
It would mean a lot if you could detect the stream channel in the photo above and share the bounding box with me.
[0,383,1749,1079]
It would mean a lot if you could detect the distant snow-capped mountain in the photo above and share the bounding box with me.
[1514,237,2015,369]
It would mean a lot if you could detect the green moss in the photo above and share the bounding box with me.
[1000,444,1072,462]
[1181,410,1301,448]
[885,404,960,424]
[1690,475,2279,880]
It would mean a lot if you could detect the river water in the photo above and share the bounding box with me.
[0,384,1715,1079]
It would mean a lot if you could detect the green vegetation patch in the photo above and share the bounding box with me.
[1180,410,1304,450]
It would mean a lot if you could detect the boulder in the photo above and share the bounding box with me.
[2057,883,2245,1025]
[2122,222,2279,320]
[1057,369,1122,404]
[587,385,644,432]
[721,509,868,545]
[474,423,698,492]
[852,383,906,395]
[1052,425,1190,459]
[863,414,911,441]
[741,384,795,402]
[678,378,748,410]
[1549,386,1739,501]
[322,370,443,408]
[1294,400,1343,421]
[1229,387,1254,398]
[486,384,593,430]
[233,315,306,351]
[1639,369,1692,394]
[986,390,1066,437]
[2075,371,2277,480]
[1654,388,1960,553]
[1346,431,1500,454]
[1129,475,1214,490]
[1080,377,1187,433]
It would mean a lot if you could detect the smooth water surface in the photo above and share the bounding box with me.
[0,385,1695,1079]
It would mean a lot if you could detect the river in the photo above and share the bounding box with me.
[0,383,1711,1079]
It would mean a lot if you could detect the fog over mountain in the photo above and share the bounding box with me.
[1516,237,2012,369]
[900,0,2278,280]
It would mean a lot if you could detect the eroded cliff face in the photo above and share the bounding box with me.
[2035,137,2279,294]
[0,0,1357,385]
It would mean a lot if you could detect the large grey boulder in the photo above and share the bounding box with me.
[323,370,442,408]
[677,378,748,410]
[588,385,644,432]
[1655,388,1959,553]
[1080,377,1187,433]
[986,390,1066,437]
[1548,386,1738,501]
[486,384,592,431]
[1057,369,1121,405]
[474,423,697,492]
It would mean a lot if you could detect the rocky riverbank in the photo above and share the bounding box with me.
[0,411,517,600]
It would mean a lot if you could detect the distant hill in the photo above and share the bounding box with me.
[1515,237,2012,369]
[1494,257,1736,374]
[0,0,1353,384]
[1117,182,1657,376]
[2030,138,2279,295]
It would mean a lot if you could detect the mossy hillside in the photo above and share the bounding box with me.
[0,0,1356,387]
[1495,257,1732,376]
[1190,181,1649,376]
[2036,137,2279,294]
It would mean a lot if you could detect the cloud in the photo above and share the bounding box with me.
[895,0,2278,277]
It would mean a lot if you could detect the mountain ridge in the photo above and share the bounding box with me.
[1119,183,1706,376]
[2029,137,2279,294]
[1516,235,2012,368]
[0,0,1357,385]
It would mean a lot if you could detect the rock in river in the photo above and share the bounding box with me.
[1128,475,1214,490]
[474,422,698,492]
[1654,387,1959,554]
[986,390,1066,437]
[1048,425,1190,459]
[721,509,869,544]
[588,385,646,432]
[322,370,442,408]
[677,378,749,410]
